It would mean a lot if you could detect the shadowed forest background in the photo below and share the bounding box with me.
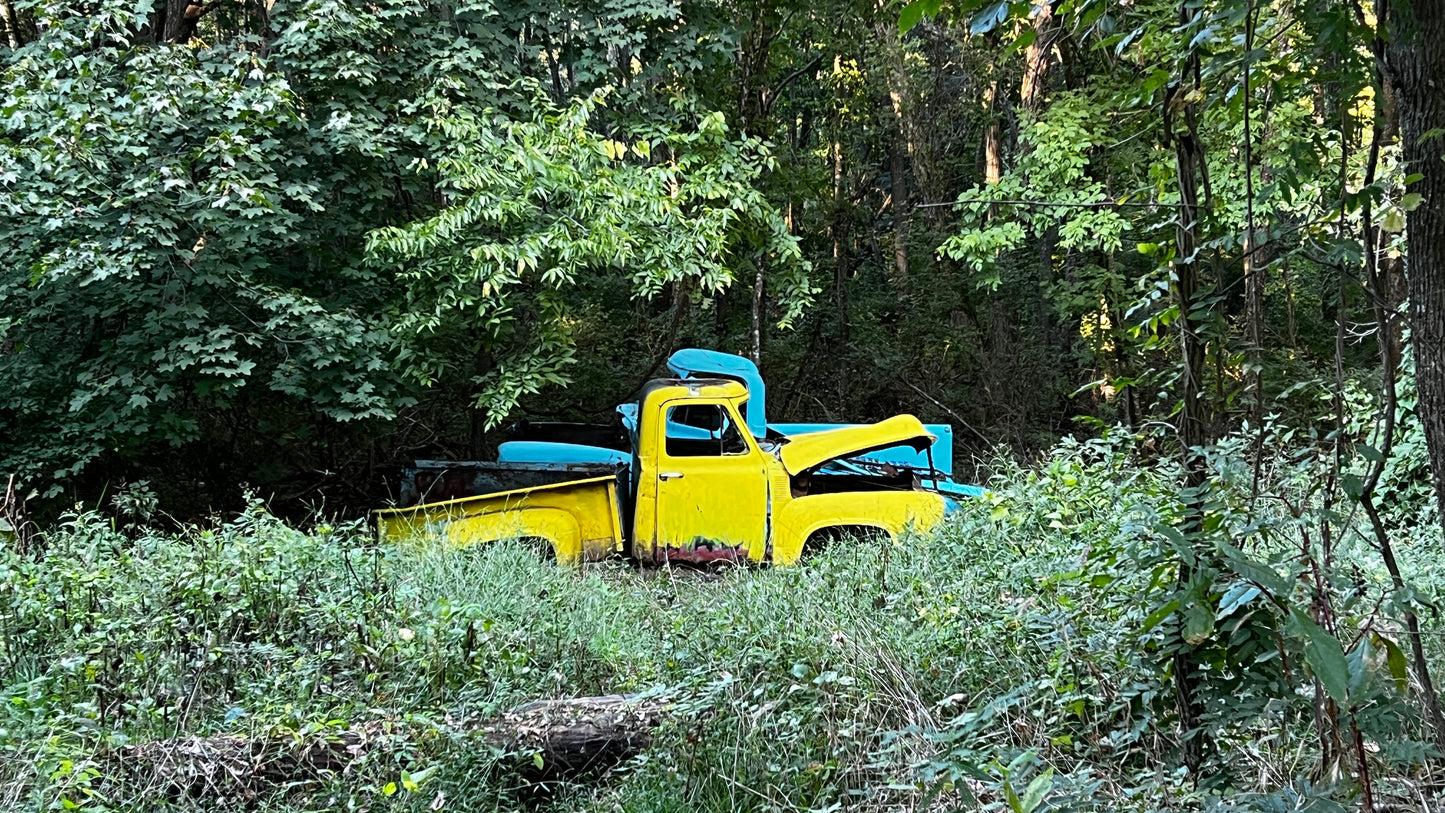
[6,0,1445,811]
[7,0,1434,518]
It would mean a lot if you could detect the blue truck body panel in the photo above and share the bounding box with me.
[497,441,631,467]
[516,349,980,499]
[666,349,954,476]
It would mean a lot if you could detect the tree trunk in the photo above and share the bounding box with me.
[153,0,208,44]
[115,695,667,803]
[482,695,667,779]
[0,0,20,49]
[880,20,913,290]
[1169,1,1211,777]
[983,76,1003,186]
[1383,0,1445,549]
[1377,0,1445,750]
[888,138,910,289]
[1241,0,1265,421]
[750,259,765,366]
[831,55,851,352]
[1020,3,1054,112]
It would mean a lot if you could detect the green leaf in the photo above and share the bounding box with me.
[1008,28,1037,54]
[1221,543,1292,597]
[1182,600,1214,645]
[1381,208,1407,233]
[1347,636,1374,697]
[1341,472,1364,500]
[1019,768,1053,813]
[1140,599,1179,634]
[1004,778,1023,813]
[1217,583,1260,619]
[1376,634,1410,695]
[899,0,929,33]
[1292,609,1350,704]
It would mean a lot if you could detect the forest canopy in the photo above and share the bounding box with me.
[0,0,1441,528]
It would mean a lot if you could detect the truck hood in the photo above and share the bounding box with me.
[777,415,936,475]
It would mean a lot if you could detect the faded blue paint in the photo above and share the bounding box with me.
[667,348,769,437]
[498,441,630,467]
[614,404,713,443]
[925,479,986,499]
[617,402,638,436]
[665,349,955,476]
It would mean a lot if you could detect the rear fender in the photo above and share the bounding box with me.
[443,507,583,563]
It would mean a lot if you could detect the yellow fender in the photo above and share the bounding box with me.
[442,506,582,563]
[771,491,947,564]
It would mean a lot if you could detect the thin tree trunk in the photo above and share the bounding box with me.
[983,76,1003,186]
[545,39,564,102]
[888,140,910,289]
[1169,1,1211,777]
[1242,0,1265,421]
[880,20,913,290]
[831,54,851,351]
[750,259,765,366]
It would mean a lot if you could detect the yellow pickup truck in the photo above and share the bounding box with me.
[375,378,955,565]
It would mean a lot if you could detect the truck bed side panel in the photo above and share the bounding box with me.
[398,461,621,507]
[376,476,624,564]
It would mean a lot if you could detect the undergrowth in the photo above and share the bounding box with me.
[1,432,1442,811]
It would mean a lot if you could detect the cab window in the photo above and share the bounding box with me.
[665,404,748,456]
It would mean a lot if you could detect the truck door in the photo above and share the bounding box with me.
[652,400,768,561]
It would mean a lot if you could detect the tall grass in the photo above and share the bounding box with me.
[2,436,1442,811]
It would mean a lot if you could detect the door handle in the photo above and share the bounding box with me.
[659,472,685,481]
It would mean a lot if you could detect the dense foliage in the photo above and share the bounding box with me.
[0,0,807,508]
[1,0,1441,521]
[2,439,1441,810]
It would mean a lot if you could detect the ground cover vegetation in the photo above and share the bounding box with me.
[5,0,1445,808]
[0,436,1441,811]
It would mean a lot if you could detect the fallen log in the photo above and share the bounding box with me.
[111,722,384,805]
[109,694,669,805]
[481,693,669,779]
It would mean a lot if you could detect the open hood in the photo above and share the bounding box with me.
[777,415,936,475]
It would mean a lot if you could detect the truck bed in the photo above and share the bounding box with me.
[395,459,624,507]
[377,472,627,565]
